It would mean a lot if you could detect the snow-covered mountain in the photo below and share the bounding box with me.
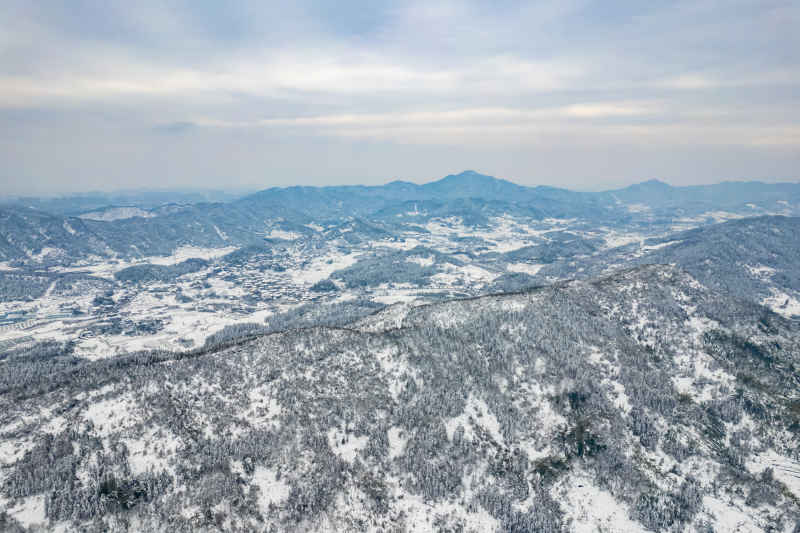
[2,265,799,531]
[2,174,800,532]
[2,172,798,267]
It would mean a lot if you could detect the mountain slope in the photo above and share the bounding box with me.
[3,173,799,265]
[2,265,798,531]
[531,215,800,315]
[609,180,800,211]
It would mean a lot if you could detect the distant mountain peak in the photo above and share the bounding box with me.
[636,179,671,188]
[435,170,508,185]
[384,179,417,187]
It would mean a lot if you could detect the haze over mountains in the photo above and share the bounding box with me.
[1,171,799,532]
[2,171,799,266]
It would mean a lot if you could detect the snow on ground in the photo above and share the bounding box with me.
[444,395,505,447]
[705,211,747,223]
[672,348,736,404]
[267,229,301,240]
[626,203,651,213]
[747,449,800,500]
[305,222,325,232]
[513,378,567,462]
[701,495,764,532]
[506,263,544,276]
[327,428,368,463]
[553,471,647,533]
[677,211,747,225]
[603,232,643,248]
[148,245,237,265]
[605,378,632,414]
[745,264,776,278]
[251,466,291,509]
[123,427,178,476]
[247,386,283,430]
[371,284,422,305]
[387,427,408,460]
[78,207,154,221]
[355,303,411,332]
[406,255,435,267]
[373,347,413,401]
[640,239,682,252]
[383,473,501,533]
[213,224,228,241]
[5,494,46,529]
[0,436,36,473]
[670,311,736,401]
[82,393,139,437]
[29,247,65,262]
[206,276,246,298]
[762,289,800,318]
[373,237,424,250]
[432,263,498,287]
[288,249,360,285]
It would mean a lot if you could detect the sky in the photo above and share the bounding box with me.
[1,0,798,195]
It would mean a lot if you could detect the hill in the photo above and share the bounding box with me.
[2,265,798,531]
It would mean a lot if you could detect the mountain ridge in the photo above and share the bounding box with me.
[3,263,798,531]
[2,171,800,266]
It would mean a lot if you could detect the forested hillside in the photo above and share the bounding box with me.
[1,265,798,531]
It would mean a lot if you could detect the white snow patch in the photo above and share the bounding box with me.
[29,246,65,262]
[385,473,500,533]
[267,229,301,240]
[678,211,746,224]
[406,255,435,267]
[387,427,408,460]
[444,395,504,446]
[554,472,647,533]
[374,237,424,250]
[123,427,178,475]
[148,246,237,265]
[745,264,776,278]
[626,203,651,213]
[79,207,154,221]
[6,494,46,528]
[247,386,283,429]
[327,428,368,463]
[608,380,632,414]
[702,495,763,532]
[289,250,359,285]
[373,347,410,400]
[82,393,137,436]
[604,232,643,248]
[251,466,291,509]
[305,222,325,232]
[213,224,228,241]
[762,289,800,318]
[747,449,800,499]
[371,284,422,305]
[506,263,543,275]
[641,239,682,252]
[356,303,410,332]
[432,263,498,287]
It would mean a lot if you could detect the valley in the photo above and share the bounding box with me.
[1,172,799,532]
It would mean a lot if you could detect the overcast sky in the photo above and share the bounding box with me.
[1,0,798,194]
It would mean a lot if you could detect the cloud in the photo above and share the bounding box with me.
[154,121,196,134]
[0,0,798,193]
